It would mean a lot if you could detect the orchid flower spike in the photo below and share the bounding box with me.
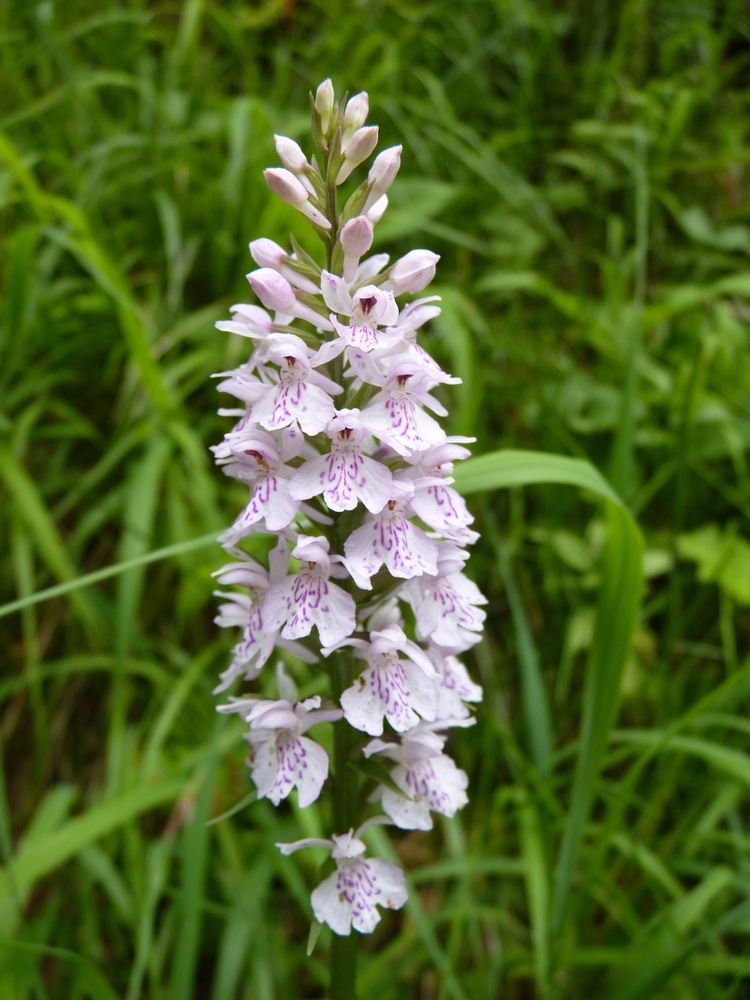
[210,81,485,967]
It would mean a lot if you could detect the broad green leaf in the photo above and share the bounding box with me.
[453,449,621,504]
[551,501,643,936]
[453,450,644,939]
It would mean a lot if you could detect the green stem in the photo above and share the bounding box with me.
[328,649,360,999]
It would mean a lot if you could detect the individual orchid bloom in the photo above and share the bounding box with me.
[401,443,480,544]
[277,828,407,936]
[218,429,301,539]
[343,490,439,589]
[321,271,404,353]
[403,543,488,650]
[427,646,484,720]
[264,535,356,648]
[382,250,440,296]
[289,408,394,514]
[364,728,469,830]
[360,356,452,455]
[252,333,343,436]
[328,624,438,736]
[240,694,342,807]
[212,542,316,691]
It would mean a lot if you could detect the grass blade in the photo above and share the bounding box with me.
[0,445,99,635]
[550,501,643,938]
[170,733,220,1000]
[0,533,219,620]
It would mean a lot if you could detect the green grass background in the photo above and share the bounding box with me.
[2,1,750,997]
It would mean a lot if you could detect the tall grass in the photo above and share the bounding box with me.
[2,1,750,996]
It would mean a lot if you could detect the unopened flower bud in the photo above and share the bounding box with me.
[274,135,308,173]
[250,239,320,295]
[250,238,286,269]
[340,216,374,257]
[315,78,335,133]
[247,268,296,313]
[340,216,375,283]
[264,168,331,229]
[342,92,369,149]
[384,250,440,295]
[364,145,401,211]
[366,194,388,224]
[336,126,379,185]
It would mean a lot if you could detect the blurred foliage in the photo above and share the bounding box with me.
[2,0,750,997]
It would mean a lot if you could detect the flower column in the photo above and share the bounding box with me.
[211,80,486,1000]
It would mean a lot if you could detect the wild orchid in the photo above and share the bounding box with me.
[211,79,485,998]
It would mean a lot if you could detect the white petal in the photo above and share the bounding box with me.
[341,659,420,736]
[409,483,476,541]
[311,869,354,936]
[294,736,329,807]
[288,454,331,501]
[311,580,357,647]
[402,659,438,723]
[311,857,406,936]
[254,378,336,436]
[320,270,352,314]
[361,396,446,456]
[311,338,347,367]
[381,786,433,830]
[344,514,438,587]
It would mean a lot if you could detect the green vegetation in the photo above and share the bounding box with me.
[2,1,750,996]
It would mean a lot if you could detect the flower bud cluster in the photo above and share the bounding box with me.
[211,80,485,939]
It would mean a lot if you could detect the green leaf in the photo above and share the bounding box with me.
[551,501,643,936]
[453,450,644,940]
[453,449,621,504]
